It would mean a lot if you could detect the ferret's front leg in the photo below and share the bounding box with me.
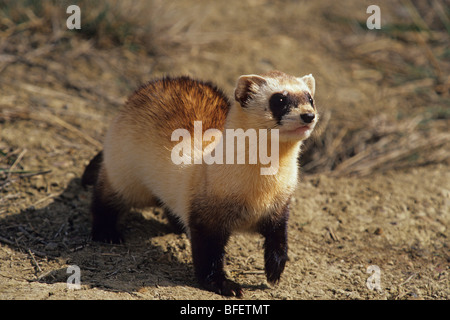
[259,201,290,284]
[189,219,243,297]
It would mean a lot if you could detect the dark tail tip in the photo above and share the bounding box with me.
[81,151,103,188]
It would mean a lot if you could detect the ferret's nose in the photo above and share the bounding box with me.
[300,113,315,123]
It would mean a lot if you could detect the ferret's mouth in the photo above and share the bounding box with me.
[282,124,312,135]
[292,125,311,134]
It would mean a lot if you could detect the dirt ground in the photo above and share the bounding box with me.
[0,0,449,300]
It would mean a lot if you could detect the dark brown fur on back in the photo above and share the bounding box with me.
[123,76,231,138]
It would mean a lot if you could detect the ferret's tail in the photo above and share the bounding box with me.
[81,151,103,187]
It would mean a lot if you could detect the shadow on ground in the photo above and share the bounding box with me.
[0,177,201,294]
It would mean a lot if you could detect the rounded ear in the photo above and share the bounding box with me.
[298,74,315,97]
[234,74,267,107]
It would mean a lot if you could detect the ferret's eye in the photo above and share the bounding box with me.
[307,93,314,107]
[269,93,289,110]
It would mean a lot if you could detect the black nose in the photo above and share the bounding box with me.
[300,113,315,123]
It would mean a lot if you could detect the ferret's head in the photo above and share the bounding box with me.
[234,70,318,142]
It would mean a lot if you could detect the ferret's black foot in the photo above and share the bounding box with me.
[200,275,243,297]
[90,175,127,245]
[91,224,123,244]
[265,251,288,284]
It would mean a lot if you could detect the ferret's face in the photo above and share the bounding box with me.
[235,71,318,142]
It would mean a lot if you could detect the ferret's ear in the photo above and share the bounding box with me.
[235,75,267,107]
[298,74,315,97]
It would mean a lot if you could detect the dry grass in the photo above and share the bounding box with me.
[307,114,450,176]
[301,0,450,176]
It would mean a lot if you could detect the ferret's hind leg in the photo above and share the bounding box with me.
[164,207,186,234]
[81,151,103,188]
[90,166,130,244]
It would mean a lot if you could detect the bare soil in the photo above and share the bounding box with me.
[0,0,449,300]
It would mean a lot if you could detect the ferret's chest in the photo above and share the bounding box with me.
[199,163,298,228]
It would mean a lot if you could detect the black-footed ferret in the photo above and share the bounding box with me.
[82,70,318,297]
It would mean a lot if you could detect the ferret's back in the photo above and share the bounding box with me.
[119,76,230,140]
